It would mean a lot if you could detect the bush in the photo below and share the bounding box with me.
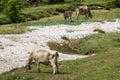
[3,0,24,23]
[46,8,59,15]
[0,3,4,12]
[107,0,120,8]
[55,4,74,12]
[0,14,11,24]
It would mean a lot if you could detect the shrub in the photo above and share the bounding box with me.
[0,14,11,24]
[3,0,24,23]
[0,3,4,12]
[56,4,74,12]
[106,0,120,8]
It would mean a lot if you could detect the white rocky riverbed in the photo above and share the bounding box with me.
[0,20,120,74]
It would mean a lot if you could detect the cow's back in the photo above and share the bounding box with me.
[33,49,57,62]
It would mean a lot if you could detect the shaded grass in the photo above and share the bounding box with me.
[93,28,105,33]
[48,40,78,54]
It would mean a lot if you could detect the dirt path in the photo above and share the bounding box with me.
[0,20,120,74]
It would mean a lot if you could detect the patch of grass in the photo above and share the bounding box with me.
[93,28,105,33]
[77,32,120,55]
[47,41,78,54]
[48,33,120,55]
[82,0,106,5]
[0,25,27,34]
[61,36,69,41]
[0,48,120,80]
[21,8,120,27]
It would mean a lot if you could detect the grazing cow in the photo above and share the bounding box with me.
[24,49,59,74]
[63,11,73,22]
[76,6,93,19]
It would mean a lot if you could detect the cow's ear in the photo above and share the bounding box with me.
[28,52,31,54]
[28,52,33,54]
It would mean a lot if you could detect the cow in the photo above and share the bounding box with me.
[63,10,73,22]
[76,6,93,19]
[24,49,59,74]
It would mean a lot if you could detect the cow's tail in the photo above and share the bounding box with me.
[88,8,93,18]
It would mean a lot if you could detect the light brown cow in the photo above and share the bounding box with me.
[63,10,73,22]
[24,49,59,74]
[76,6,93,18]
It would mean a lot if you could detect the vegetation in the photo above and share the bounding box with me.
[0,8,120,34]
[0,25,26,34]
[3,0,24,23]
[0,32,120,80]
[0,0,120,25]
[47,33,120,55]
[93,28,105,33]
[0,0,120,79]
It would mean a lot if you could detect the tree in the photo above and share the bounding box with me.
[106,0,120,8]
[3,0,24,23]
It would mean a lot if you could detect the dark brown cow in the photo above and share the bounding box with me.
[63,11,73,22]
[76,6,93,18]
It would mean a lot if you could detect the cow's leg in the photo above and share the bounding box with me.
[36,62,40,73]
[55,61,59,73]
[51,61,57,74]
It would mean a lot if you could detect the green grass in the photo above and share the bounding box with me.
[21,8,120,26]
[1,33,120,80]
[0,8,120,34]
[93,28,105,33]
[82,0,107,5]
[47,33,120,55]
[0,25,26,34]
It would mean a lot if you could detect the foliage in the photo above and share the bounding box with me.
[0,3,4,12]
[106,0,120,8]
[22,4,74,21]
[3,0,24,23]
[0,14,11,24]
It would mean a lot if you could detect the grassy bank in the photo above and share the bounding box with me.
[0,32,120,80]
[1,8,119,34]
[48,32,120,55]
